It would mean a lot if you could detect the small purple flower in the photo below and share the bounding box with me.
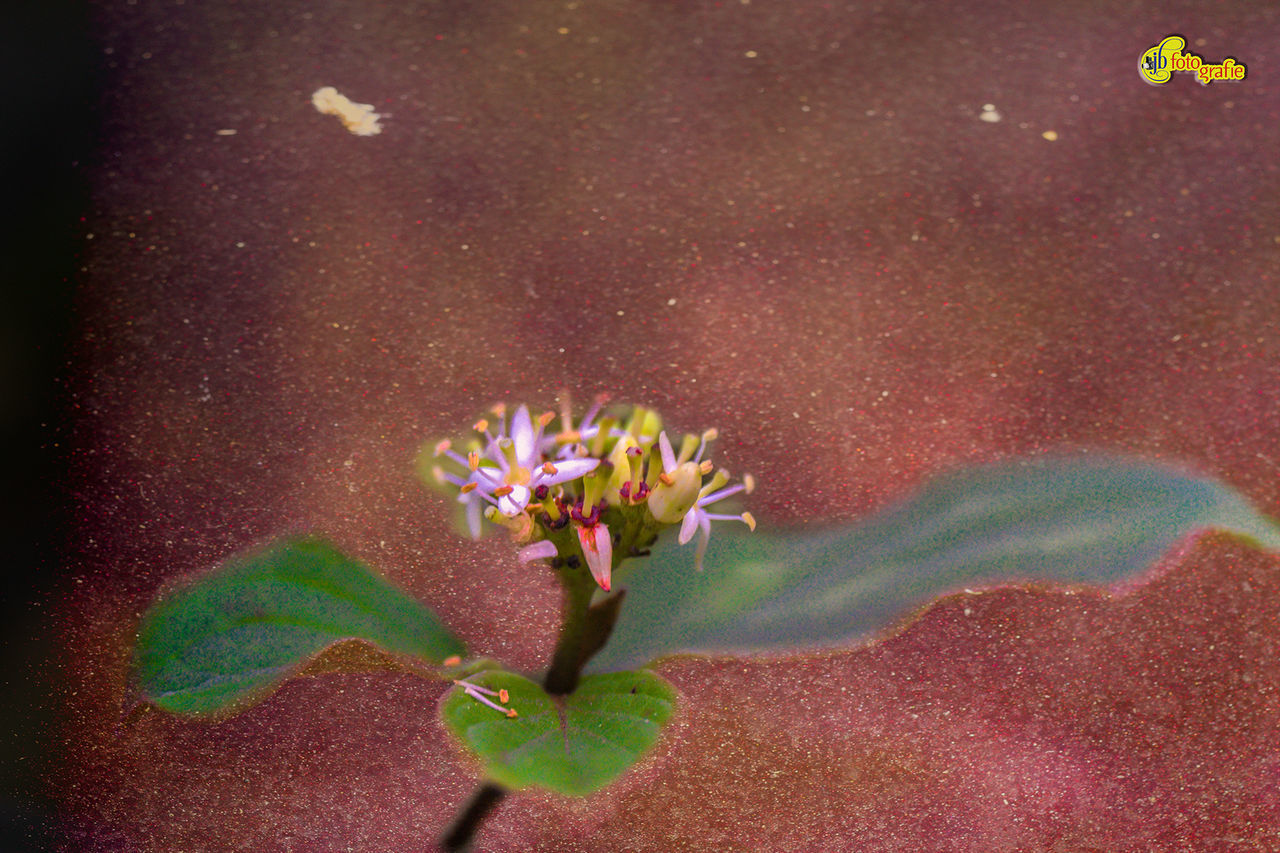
[490,406,600,516]
[678,471,756,569]
[432,440,503,539]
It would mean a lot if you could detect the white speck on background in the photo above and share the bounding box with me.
[312,86,383,136]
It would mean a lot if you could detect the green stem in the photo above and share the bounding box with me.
[542,574,599,695]
[443,570,627,849]
[440,782,506,851]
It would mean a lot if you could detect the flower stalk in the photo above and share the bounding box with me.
[430,398,754,851]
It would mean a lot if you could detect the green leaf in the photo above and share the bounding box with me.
[441,669,676,796]
[591,455,1280,672]
[133,537,465,716]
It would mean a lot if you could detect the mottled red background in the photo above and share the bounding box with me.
[16,0,1280,850]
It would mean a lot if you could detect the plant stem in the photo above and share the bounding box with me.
[440,782,506,851]
[543,574,599,695]
[442,574,626,848]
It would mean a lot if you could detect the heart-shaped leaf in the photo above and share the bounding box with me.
[133,537,465,716]
[441,669,676,796]
[591,455,1280,672]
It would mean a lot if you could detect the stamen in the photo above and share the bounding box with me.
[467,451,480,471]
[658,472,675,486]
[743,473,756,494]
[443,656,462,666]
[493,485,514,497]
[434,467,472,490]
[460,482,478,493]
[434,439,452,456]
[499,689,510,703]
[538,411,556,427]
[454,679,517,717]
[556,429,582,444]
[558,393,575,433]
[699,459,714,475]
[692,428,718,464]
[742,511,756,531]
[700,483,744,504]
[541,462,558,475]
[473,418,489,433]
[453,678,496,695]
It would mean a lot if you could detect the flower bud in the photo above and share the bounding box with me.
[647,460,703,523]
[624,406,663,445]
[604,435,640,505]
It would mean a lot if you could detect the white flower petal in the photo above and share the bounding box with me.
[511,406,536,463]
[693,522,711,571]
[658,431,677,473]
[464,495,483,539]
[517,540,558,563]
[498,485,530,516]
[678,508,701,544]
[472,466,503,490]
[536,457,600,486]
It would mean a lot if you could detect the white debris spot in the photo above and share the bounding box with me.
[979,103,1001,123]
[215,128,237,136]
[311,86,383,136]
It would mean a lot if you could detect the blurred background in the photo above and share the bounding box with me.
[12,0,1280,849]
[3,0,93,849]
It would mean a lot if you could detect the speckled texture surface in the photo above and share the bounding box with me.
[39,0,1280,850]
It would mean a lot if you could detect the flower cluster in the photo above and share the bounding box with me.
[425,399,755,592]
